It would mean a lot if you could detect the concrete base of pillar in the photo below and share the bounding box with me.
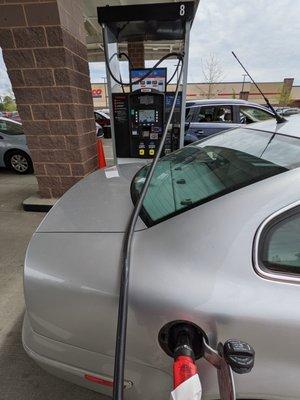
[23,195,58,212]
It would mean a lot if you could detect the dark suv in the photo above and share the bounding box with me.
[185,99,275,144]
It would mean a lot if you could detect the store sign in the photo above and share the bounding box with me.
[92,88,103,98]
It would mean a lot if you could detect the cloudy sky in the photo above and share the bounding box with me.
[1,0,300,96]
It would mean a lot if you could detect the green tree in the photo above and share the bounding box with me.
[1,94,17,112]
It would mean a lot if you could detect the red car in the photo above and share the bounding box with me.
[94,110,111,138]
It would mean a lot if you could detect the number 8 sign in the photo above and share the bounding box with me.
[179,4,185,16]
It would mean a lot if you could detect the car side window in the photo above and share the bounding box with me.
[194,106,233,123]
[240,106,273,124]
[259,207,300,275]
[0,120,23,135]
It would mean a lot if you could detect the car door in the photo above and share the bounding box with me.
[185,104,239,144]
[251,202,300,398]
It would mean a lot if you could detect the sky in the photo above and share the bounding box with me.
[1,0,300,96]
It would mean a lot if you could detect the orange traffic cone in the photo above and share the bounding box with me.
[97,138,106,169]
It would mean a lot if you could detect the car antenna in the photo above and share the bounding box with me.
[231,51,286,123]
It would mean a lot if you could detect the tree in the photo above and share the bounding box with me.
[200,53,224,99]
[0,93,16,112]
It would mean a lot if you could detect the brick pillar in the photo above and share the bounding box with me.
[127,41,145,68]
[0,0,97,198]
[278,77,294,106]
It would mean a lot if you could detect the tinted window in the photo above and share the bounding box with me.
[195,105,233,123]
[131,128,300,226]
[0,119,23,135]
[260,208,300,274]
[240,106,273,124]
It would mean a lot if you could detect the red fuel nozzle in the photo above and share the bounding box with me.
[172,329,198,389]
[173,355,198,389]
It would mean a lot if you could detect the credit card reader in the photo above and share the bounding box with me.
[128,90,165,158]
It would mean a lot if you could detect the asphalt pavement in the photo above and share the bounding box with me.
[0,169,107,399]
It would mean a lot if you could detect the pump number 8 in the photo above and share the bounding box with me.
[179,4,185,16]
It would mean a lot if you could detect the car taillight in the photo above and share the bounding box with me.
[84,374,113,387]
[173,355,197,389]
[84,374,132,389]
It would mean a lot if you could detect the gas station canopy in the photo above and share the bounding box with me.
[83,0,199,61]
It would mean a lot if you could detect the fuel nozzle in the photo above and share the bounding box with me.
[172,327,197,388]
[158,321,207,389]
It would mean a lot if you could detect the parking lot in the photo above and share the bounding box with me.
[0,169,107,399]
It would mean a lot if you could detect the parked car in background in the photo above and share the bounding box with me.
[0,117,33,174]
[184,99,275,144]
[96,121,104,138]
[23,114,300,400]
[275,107,300,117]
[1,111,13,119]
[10,111,21,123]
[94,109,111,138]
[0,117,102,174]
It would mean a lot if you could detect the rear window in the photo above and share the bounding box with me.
[0,119,23,135]
[131,128,300,226]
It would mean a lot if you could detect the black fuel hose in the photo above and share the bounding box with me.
[112,63,184,400]
[102,26,183,87]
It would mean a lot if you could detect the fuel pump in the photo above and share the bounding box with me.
[128,90,165,158]
[98,2,192,164]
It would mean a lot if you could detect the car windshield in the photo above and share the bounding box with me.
[131,128,300,226]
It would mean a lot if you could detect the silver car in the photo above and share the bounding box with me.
[0,117,33,174]
[23,115,300,400]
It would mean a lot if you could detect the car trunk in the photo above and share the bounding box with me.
[37,163,146,233]
[24,163,147,360]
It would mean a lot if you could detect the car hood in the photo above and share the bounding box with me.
[37,163,146,233]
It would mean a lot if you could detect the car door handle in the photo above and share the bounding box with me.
[196,130,204,134]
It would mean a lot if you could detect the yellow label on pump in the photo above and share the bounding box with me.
[149,149,155,156]
[139,149,145,156]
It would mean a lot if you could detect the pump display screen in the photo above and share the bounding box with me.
[139,109,155,123]
[131,68,167,92]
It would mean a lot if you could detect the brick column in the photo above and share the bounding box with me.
[278,77,294,106]
[0,0,97,198]
[127,41,145,69]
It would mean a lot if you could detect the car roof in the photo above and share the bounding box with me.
[245,113,300,138]
[0,116,21,125]
[186,98,269,108]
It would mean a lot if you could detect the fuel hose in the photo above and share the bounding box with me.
[106,57,185,400]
